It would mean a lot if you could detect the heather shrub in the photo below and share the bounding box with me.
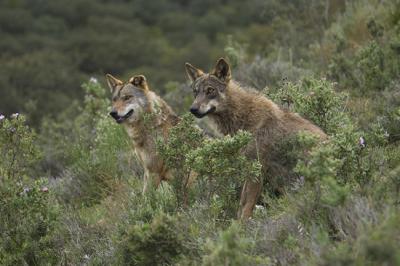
[316,0,399,92]
[156,113,204,207]
[379,83,400,143]
[202,222,270,266]
[0,179,60,266]
[234,57,311,90]
[268,77,388,189]
[157,114,261,218]
[241,74,399,266]
[321,211,400,265]
[0,114,60,265]
[187,131,261,219]
[268,78,349,134]
[116,213,191,266]
[0,114,41,180]
[45,79,134,206]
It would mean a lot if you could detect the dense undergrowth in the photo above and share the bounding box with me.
[1,0,400,265]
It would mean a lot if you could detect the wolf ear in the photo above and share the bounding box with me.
[185,63,204,82]
[129,75,148,90]
[212,58,231,83]
[106,74,123,93]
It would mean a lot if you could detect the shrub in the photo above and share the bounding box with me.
[0,114,41,180]
[0,114,60,265]
[268,78,349,134]
[325,15,400,93]
[45,79,134,206]
[379,83,400,143]
[187,131,261,219]
[116,213,189,266]
[202,222,270,266]
[156,113,204,207]
[234,57,312,91]
[269,77,387,189]
[158,114,261,218]
[356,41,388,91]
[321,211,400,265]
[0,179,60,266]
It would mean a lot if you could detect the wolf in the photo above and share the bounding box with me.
[185,58,327,219]
[106,74,180,194]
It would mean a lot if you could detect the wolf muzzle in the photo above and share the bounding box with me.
[109,109,134,123]
[190,106,216,118]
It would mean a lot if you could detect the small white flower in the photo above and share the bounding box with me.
[0,114,4,120]
[297,223,304,235]
[359,136,366,148]
[255,205,265,211]
[89,77,98,84]
[384,131,390,138]
[41,187,49,193]
[20,187,30,196]
[11,113,19,119]
[83,254,90,260]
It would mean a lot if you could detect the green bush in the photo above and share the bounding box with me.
[0,114,60,265]
[321,212,400,266]
[0,114,41,180]
[269,77,387,188]
[157,113,204,207]
[356,41,388,91]
[203,222,270,266]
[44,80,134,206]
[268,78,349,134]
[188,131,261,219]
[0,179,60,266]
[116,213,189,266]
[157,114,262,219]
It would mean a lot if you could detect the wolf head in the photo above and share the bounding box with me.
[106,74,150,124]
[185,58,231,118]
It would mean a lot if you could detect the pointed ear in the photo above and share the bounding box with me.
[185,63,204,82]
[105,74,123,93]
[212,58,231,82]
[129,75,149,90]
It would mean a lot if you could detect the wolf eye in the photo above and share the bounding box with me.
[122,95,132,101]
[207,87,215,94]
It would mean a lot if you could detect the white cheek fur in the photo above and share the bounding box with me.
[122,103,139,116]
[200,99,217,113]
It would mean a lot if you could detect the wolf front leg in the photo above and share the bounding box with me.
[142,170,163,195]
[237,178,263,220]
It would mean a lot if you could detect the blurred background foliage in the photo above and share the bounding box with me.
[0,0,349,126]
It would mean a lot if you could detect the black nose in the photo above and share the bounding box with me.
[109,111,119,119]
[190,107,198,115]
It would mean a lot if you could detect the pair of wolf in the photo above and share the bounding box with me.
[106,58,326,219]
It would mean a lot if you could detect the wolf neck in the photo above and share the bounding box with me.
[124,119,149,146]
[210,81,282,135]
[124,94,178,146]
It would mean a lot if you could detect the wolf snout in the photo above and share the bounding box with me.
[109,110,119,120]
[190,107,206,118]
[190,107,199,115]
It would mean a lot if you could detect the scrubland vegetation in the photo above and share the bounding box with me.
[1,0,400,265]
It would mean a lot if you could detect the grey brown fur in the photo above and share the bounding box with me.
[185,58,327,219]
[106,74,180,194]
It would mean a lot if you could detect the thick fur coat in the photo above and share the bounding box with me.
[106,74,180,193]
[185,58,327,219]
